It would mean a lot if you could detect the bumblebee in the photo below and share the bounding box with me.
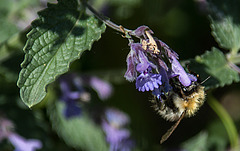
[151,80,206,143]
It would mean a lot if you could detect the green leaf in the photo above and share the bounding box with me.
[0,17,18,43]
[48,101,109,151]
[0,29,28,63]
[17,0,106,107]
[181,131,209,151]
[210,17,240,52]
[189,47,240,90]
[209,0,240,53]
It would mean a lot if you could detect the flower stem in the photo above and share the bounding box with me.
[207,94,239,150]
[80,0,136,38]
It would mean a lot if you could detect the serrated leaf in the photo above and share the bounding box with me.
[189,47,240,89]
[210,17,240,52]
[48,101,109,151]
[209,0,240,52]
[17,0,106,107]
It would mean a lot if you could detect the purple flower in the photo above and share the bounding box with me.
[136,69,162,92]
[102,108,135,151]
[63,100,82,119]
[133,25,153,38]
[88,76,113,100]
[124,50,138,82]
[124,26,199,102]
[59,76,82,119]
[102,121,130,151]
[0,117,42,151]
[124,43,142,81]
[8,133,42,151]
[59,74,113,118]
[105,108,130,128]
[125,43,156,81]
[136,50,156,73]
[0,118,14,141]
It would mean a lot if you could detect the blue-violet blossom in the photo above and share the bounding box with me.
[59,74,113,119]
[124,25,197,98]
[102,108,135,151]
[0,117,42,151]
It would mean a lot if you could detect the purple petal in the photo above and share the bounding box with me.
[158,58,169,71]
[159,66,172,92]
[8,133,42,151]
[64,101,81,119]
[67,92,80,100]
[105,108,130,127]
[148,82,154,91]
[171,57,192,86]
[0,118,14,141]
[157,40,179,59]
[89,77,113,100]
[59,78,71,94]
[133,25,153,38]
[136,72,162,92]
[102,121,130,145]
[188,73,197,82]
[153,82,159,88]
[124,50,137,82]
[136,50,156,72]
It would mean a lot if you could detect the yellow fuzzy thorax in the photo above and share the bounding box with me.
[179,85,205,117]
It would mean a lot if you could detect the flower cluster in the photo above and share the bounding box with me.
[0,117,42,151]
[124,26,197,99]
[59,73,113,119]
[101,108,135,151]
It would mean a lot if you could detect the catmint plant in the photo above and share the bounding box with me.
[0,0,240,150]
[59,73,112,118]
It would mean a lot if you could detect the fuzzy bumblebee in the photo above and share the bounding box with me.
[152,81,205,121]
[151,81,206,143]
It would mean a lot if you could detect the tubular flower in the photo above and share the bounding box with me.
[0,117,42,151]
[59,74,113,119]
[102,108,135,151]
[124,25,197,98]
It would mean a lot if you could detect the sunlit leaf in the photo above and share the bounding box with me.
[209,0,240,53]
[189,47,240,90]
[17,0,106,107]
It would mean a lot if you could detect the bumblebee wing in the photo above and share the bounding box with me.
[160,111,185,144]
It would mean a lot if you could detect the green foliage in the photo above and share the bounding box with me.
[208,94,239,149]
[0,0,38,43]
[0,29,28,63]
[48,101,109,151]
[181,132,208,151]
[0,18,18,43]
[17,0,106,107]
[189,47,240,90]
[209,0,240,54]
[210,17,240,53]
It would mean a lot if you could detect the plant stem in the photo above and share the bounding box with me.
[207,94,239,150]
[80,0,136,38]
